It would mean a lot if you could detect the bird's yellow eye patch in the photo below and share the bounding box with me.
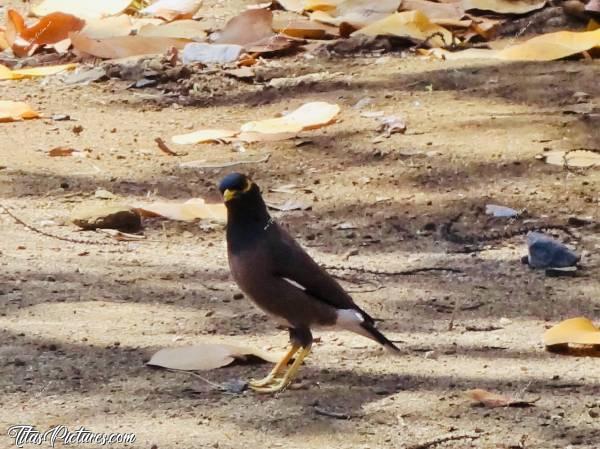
[223,189,236,202]
[223,179,252,202]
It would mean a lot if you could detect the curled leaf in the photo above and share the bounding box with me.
[241,102,340,134]
[353,11,454,48]
[141,0,203,21]
[147,344,282,371]
[134,198,226,222]
[70,32,188,58]
[467,389,537,408]
[0,63,77,81]
[0,101,40,122]
[544,317,600,349]
[171,129,238,144]
[31,0,133,19]
[462,0,546,14]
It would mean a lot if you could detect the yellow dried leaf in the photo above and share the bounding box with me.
[171,129,238,144]
[0,63,77,81]
[31,0,134,19]
[305,0,344,11]
[353,11,454,48]
[427,29,600,60]
[462,0,546,14]
[134,198,226,222]
[497,29,600,61]
[241,102,340,134]
[0,101,40,122]
[544,317,600,347]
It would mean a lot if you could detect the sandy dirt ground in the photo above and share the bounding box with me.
[1,1,600,448]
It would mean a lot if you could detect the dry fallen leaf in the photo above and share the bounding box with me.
[147,344,282,371]
[47,147,81,157]
[310,0,401,28]
[213,9,296,54]
[31,0,133,19]
[430,29,600,61]
[6,9,85,56]
[241,102,340,134]
[539,150,600,168]
[272,16,338,39]
[274,0,306,12]
[171,129,238,144]
[215,9,275,46]
[79,15,134,39]
[544,317,600,348]
[70,32,188,58]
[462,0,546,14]
[134,198,226,222]
[138,20,208,40]
[400,0,465,20]
[0,101,40,122]
[142,0,203,21]
[0,63,77,81]
[467,389,537,408]
[353,11,454,48]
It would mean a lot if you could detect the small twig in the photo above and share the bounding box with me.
[314,406,351,420]
[179,153,271,169]
[407,432,486,449]
[155,137,179,156]
[166,369,223,390]
[324,264,463,277]
[0,203,120,246]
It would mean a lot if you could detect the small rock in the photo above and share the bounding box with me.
[526,232,580,269]
[70,204,141,231]
[94,189,116,199]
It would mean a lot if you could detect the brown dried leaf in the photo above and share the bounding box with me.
[467,389,537,408]
[215,9,275,47]
[70,32,188,58]
[6,9,85,57]
[48,147,79,157]
[147,344,282,371]
[137,20,208,40]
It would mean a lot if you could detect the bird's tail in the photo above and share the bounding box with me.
[360,321,402,354]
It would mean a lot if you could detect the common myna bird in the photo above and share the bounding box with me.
[219,173,399,393]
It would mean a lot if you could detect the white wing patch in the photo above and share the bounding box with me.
[281,277,306,291]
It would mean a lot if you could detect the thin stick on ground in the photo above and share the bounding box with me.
[407,432,486,449]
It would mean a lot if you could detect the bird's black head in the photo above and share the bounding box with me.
[219,172,257,204]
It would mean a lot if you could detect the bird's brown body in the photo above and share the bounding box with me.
[219,173,399,392]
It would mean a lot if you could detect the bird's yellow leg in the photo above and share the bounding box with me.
[248,344,300,388]
[250,345,311,393]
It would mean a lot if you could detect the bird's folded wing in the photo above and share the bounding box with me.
[269,225,374,322]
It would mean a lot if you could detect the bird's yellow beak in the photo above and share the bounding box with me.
[223,189,236,202]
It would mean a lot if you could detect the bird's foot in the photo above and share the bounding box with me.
[248,376,291,393]
[248,374,283,389]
